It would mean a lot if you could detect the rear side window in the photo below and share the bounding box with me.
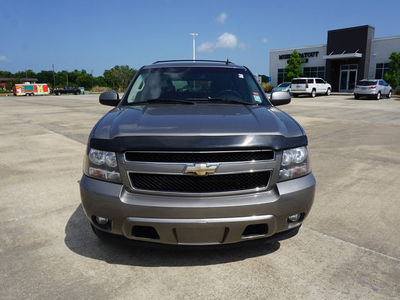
[307,79,314,84]
[292,79,306,84]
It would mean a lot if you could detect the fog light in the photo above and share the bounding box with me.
[96,216,109,225]
[288,214,301,222]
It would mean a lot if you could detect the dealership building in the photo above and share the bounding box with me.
[269,25,400,92]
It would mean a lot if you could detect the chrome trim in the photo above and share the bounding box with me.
[122,150,276,196]
[123,149,276,163]
[123,161,275,175]
[183,163,219,176]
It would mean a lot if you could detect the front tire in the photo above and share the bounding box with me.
[326,88,331,96]
[387,90,392,98]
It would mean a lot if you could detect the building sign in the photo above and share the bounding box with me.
[279,51,319,60]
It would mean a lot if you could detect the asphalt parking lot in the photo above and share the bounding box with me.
[1,93,399,299]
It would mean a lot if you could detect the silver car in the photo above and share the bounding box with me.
[354,79,392,100]
[80,60,315,247]
[271,82,291,93]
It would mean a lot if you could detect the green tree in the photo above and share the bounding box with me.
[76,73,93,89]
[103,69,114,88]
[37,70,55,88]
[94,76,107,87]
[107,65,137,91]
[55,71,68,87]
[0,71,12,78]
[384,51,400,89]
[284,50,303,82]
[67,69,80,86]
[12,69,36,79]
[261,75,269,83]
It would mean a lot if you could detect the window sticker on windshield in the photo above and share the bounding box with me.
[253,92,262,103]
[238,74,244,79]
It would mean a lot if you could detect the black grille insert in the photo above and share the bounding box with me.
[129,171,271,193]
[125,151,274,163]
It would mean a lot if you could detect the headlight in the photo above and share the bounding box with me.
[278,146,311,181]
[84,148,121,183]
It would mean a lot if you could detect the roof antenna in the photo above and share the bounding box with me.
[226,59,230,65]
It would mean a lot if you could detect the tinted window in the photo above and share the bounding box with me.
[125,67,267,105]
[292,79,306,84]
[316,79,325,84]
[307,79,314,84]
[357,81,377,86]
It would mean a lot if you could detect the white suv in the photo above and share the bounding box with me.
[291,78,331,98]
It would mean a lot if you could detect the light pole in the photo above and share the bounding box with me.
[190,33,198,61]
[52,64,56,88]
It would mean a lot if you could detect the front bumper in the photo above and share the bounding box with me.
[80,173,315,245]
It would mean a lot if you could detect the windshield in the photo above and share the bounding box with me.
[124,67,266,105]
[279,82,291,87]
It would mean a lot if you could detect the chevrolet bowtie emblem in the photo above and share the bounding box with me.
[184,163,219,176]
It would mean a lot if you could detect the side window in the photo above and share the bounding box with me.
[308,79,314,84]
[316,78,324,84]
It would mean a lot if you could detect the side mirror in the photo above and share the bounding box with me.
[270,91,291,106]
[99,91,120,106]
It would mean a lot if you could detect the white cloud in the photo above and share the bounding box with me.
[216,32,237,48]
[0,55,7,61]
[197,42,215,53]
[198,33,247,53]
[216,12,228,24]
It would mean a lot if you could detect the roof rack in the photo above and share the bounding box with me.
[153,59,234,65]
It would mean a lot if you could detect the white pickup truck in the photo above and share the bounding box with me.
[291,77,331,98]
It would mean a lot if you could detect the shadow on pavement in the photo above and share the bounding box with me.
[64,205,280,267]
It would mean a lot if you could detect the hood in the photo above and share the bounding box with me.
[90,104,306,151]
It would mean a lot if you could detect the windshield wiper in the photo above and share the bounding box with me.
[186,97,254,105]
[130,98,196,105]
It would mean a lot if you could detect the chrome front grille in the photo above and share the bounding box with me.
[129,171,271,193]
[123,150,276,195]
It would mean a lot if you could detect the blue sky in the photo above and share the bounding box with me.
[1,0,399,77]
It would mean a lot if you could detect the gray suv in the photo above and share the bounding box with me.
[354,79,392,100]
[79,60,316,246]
